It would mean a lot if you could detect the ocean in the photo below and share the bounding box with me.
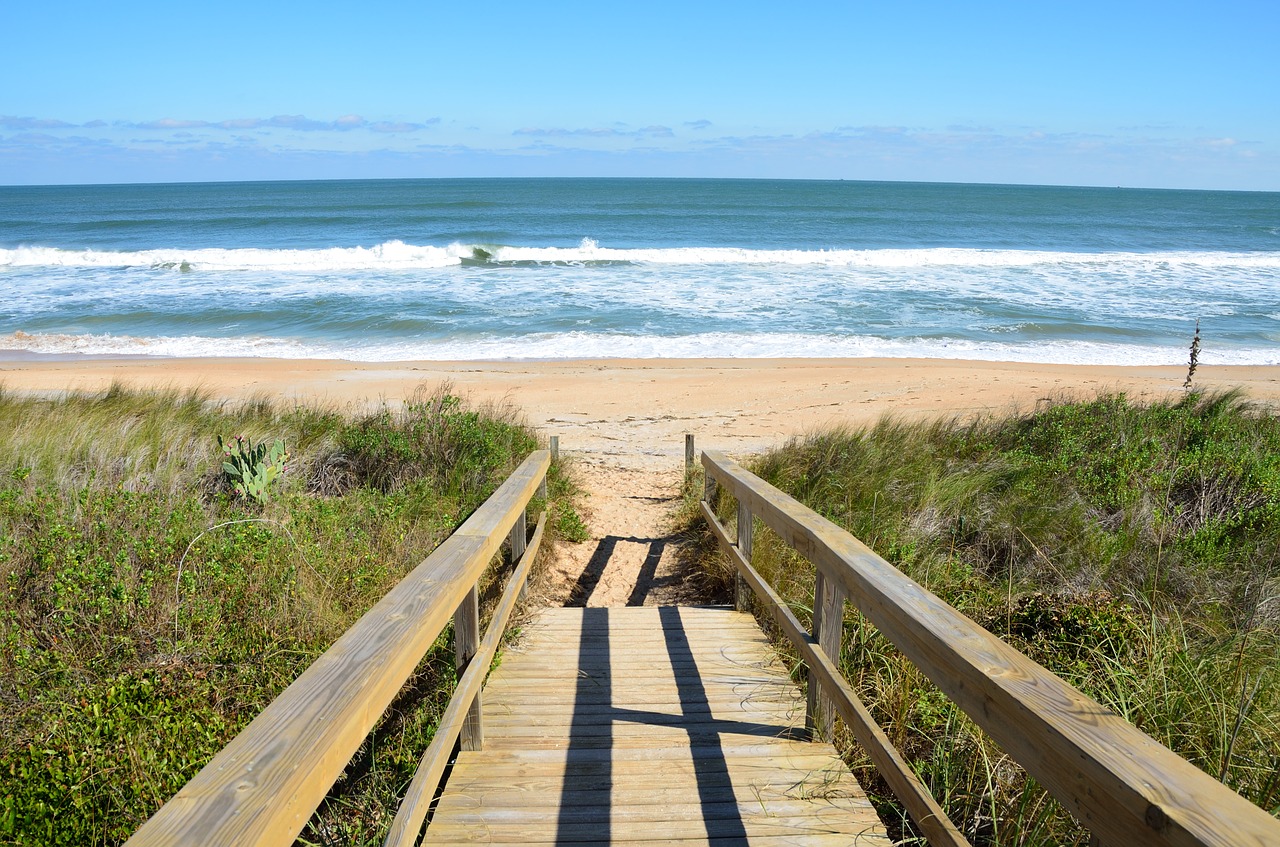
[1,178,1277,364]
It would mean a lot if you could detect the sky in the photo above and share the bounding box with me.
[2,0,1277,189]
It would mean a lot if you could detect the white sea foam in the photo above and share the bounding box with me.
[3,330,1275,367]
[0,241,467,271]
[4,241,1279,272]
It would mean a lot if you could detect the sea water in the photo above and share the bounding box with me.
[1,178,1277,364]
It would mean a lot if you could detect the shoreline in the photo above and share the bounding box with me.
[4,355,1279,467]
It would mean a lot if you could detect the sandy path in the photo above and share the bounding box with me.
[538,456,704,608]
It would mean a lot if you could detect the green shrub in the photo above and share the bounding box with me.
[552,501,591,543]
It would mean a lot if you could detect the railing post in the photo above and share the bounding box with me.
[807,569,847,742]
[509,511,527,564]
[685,433,695,472]
[735,501,753,612]
[549,435,559,464]
[453,586,483,751]
[511,509,529,600]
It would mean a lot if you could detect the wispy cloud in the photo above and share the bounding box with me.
[1,114,1273,189]
[513,125,674,139]
[0,115,78,130]
[119,114,440,132]
[370,118,440,133]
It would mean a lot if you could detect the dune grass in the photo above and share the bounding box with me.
[696,391,1280,845]
[0,383,574,846]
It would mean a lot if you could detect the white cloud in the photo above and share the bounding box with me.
[0,115,78,129]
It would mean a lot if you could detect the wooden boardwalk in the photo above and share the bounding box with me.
[426,606,889,845]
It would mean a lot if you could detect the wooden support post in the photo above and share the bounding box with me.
[807,569,847,742]
[537,436,556,500]
[685,433,695,472]
[510,510,529,600]
[735,501,753,612]
[509,511,527,565]
[453,586,483,751]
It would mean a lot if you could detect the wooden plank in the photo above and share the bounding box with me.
[431,798,881,825]
[475,733,813,752]
[434,793,871,815]
[504,639,774,654]
[424,838,884,847]
[476,685,797,703]
[524,604,736,618]
[426,607,889,846]
[481,711,798,731]
[126,451,551,847]
[488,653,780,669]
[434,780,872,808]
[438,761,860,797]
[704,451,1280,847]
[441,749,848,771]
[485,671,789,686]
[481,694,801,712]
[478,685,793,706]
[514,622,764,633]
[425,813,889,842]
[471,723,807,743]
[438,739,845,763]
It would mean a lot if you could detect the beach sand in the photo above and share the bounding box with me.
[4,355,1278,466]
[6,355,1280,606]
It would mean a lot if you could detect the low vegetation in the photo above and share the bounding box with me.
[699,391,1280,844]
[0,383,577,846]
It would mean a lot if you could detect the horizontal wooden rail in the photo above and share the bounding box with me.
[701,449,1280,847]
[126,449,552,847]
[702,500,969,847]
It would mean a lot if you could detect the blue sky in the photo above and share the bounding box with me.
[2,0,1277,189]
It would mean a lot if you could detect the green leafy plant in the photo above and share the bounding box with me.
[218,435,289,505]
[553,501,591,543]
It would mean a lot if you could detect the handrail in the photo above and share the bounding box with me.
[701,449,1280,847]
[126,449,552,847]
[384,509,547,846]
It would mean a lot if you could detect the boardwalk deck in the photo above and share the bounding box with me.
[426,606,890,845]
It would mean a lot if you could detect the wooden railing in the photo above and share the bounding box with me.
[699,449,1280,847]
[126,449,552,847]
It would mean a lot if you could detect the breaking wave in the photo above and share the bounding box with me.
[4,239,1279,272]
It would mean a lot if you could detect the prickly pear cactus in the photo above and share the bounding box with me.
[217,435,290,505]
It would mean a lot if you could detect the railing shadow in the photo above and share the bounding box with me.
[556,606,785,844]
[570,534,682,606]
